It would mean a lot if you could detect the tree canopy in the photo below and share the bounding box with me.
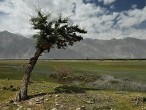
[30,9,87,52]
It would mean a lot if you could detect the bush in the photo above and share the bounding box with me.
[1,85,19,91]
[50,64,73,83]
[9,85,13,89]
[2,87,8,90]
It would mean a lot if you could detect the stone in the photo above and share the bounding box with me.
[35,97,44,104]
[45,98,49,101]
[55,103,59,106]
[76,108,81,110]
[84,100,94,104]
[34,98,40,102]
[16,105,22,110]
[81,106,86,110]
[48,94,52,97]
[13,101,17,105]
[36,101,42,104]
[55,94,60,97]
[59,104,64,108]
[52,108,57,110]
[40,97,44,101]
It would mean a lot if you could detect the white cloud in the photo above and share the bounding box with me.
[0,0,34,36]
[117,6,146,28]
[0,0,146,40]
[98,0,116,5]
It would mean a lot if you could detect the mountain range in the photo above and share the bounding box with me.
[0,30,146,59]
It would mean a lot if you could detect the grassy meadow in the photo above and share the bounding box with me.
[0,59,146,82]
[0,59,146,110]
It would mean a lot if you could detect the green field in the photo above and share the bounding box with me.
[0,60,146,82]
[0,60,146,110]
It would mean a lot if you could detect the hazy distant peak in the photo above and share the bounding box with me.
[0,31,146,59]
[0,30,12,35]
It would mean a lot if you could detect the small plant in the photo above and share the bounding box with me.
[11,88,17,91]
[9,85,14,89]
[1,85,19,91]
[109,80,120,84]
[2,86,8,90]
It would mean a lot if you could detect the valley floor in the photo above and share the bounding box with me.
[0,60,146,110]
[0,80,146,110]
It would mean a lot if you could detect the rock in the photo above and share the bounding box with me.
[84,100,94,104]
[55,103,59,106]
[76,106,85,110]
[13,101,18,105]
[45,98,49,101]
[55,94,60,97]
[39,92,43,94]
[36,101,42,104]
[35,97,44,104]
[40,97,44,101]
[52,108,57,110]
[27,108,32,110]
[59,104,64,108]
[55,101,58,105]
[48,94,52,97]
[35,98,40,102]
[76,108,81,110]
[81,106,85,110]
[16,105,22,110]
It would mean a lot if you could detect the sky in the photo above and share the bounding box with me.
[0,0,146,39]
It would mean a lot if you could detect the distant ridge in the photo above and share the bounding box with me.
[0,31,146,59]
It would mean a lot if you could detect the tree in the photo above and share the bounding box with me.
[16,9,87,101]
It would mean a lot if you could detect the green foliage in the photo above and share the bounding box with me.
[30,9,87,51]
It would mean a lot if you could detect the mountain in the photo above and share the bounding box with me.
[0,30,146,59]
[0,30,34,59]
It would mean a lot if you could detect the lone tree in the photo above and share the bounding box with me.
[16,9,87,101]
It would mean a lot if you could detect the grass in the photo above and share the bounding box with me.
[1,80,146,110]
[0,60,146,82]
[0,59,146,109]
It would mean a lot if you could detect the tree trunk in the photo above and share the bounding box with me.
[16,48,43,101]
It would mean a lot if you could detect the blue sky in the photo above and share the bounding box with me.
[0,0,146,39]
[85,0,146,12]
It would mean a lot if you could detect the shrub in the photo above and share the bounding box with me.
[50,64,73,83]
[9,85,13,89]
[2,87,8,90]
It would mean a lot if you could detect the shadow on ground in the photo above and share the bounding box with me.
[54,85,99,93]
[28,85,99,99]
